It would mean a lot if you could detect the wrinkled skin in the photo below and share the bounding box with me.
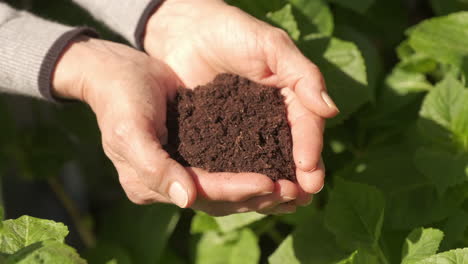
[52,0,338,216]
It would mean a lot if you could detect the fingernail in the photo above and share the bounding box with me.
[283,196,296,201]
[314,184,324,194]
[260,191,274,196]
[321,91,339,112]
[169,182,188,208]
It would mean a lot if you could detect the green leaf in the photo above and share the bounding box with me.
[98,202,180,264]
[402,228,444,264]
[227,0,285,20]
[328,0,375,14]
[0,216,68,254]
[333,144,468,229]
[419,77,468,152]
[267,4,300,41]
[191,212,220,234]
[408,12,468,67]
[195,229,259,264]
[414,148,468,195]
[324,178,385,249]
[5,240,85,264]
[229,229,260,264]
[386,68,432,95]
[269,215,347,264]
[415,248,468,264]
[398,53,439,74]
[335,25,383,101]
[336,249,379,264]
[301,37,370,125]
[289,0,334,39]
[214,212,266,233]
[397,40,416,61]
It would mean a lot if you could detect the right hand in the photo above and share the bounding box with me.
[51,36,300,216]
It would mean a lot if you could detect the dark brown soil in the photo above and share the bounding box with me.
[166,74,295,181]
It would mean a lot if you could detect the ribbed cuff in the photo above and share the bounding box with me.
[135,0,165,50]
[39,27,98,102]
[72,0,163,48]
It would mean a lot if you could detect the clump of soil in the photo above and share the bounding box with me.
[166,73,295,181]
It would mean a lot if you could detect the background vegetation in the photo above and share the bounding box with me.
[1,0,468,263]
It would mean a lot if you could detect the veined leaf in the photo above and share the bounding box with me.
[324,178,385,249]
[191,212,220,234]
[386,68,432,95]
[336,249,379,264]
[269,215,347,264]
[215,212,265,233]
[5,240,85,264]
[402,228,444,264]
[289,0,334,39]
[0,216,68,254]
[419,77,468,152]
[98,202,180,264]
[195,229,259,264]
[415,248,468,264]
[409,12,468,67]
[301,37,370,126]
[414,148,468,195]
[267,4,301,41]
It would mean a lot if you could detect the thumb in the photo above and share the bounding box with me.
[261,29,340,118]
[110,121,197,208]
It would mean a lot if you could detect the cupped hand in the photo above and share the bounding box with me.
[52,37,295,216]
[144,0,339,212]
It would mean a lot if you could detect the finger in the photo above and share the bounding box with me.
[258,202,297,215]
[188,168,275,202]
[281,88,325,172]
[191,180,298,216]
[294,187,313,207]
[260,28,339,118]
[239,179,299,210]
[106,118,197,208]
[296,157,326,194]
[116,163,171,205]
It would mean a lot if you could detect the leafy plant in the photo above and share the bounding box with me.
[1,0,468,263]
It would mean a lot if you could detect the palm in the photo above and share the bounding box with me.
[144,0,339,212]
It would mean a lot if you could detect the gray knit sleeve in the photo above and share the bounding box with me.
[0,3,97,101]
[72,0,163,49]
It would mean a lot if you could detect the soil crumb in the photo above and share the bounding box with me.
[166,73,295,181]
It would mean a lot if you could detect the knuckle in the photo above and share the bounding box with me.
[101,122,133,160]
[267,28,292,44]
[107,121,133,145]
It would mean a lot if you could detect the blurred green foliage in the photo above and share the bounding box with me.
[1,0,468,263]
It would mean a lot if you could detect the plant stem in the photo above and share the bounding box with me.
[47,177,96,248]
[375,244,390,264]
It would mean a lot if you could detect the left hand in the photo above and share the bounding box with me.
[143,0,339,213]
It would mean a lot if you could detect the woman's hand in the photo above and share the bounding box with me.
[51,37,299,215]
[143,0,339,210]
